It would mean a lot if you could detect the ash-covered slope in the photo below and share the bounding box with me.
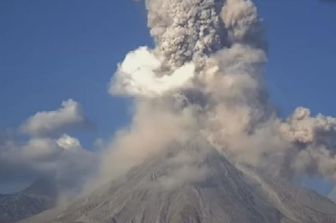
[22,146,336,223]
[329,188,336,203]
[0,178,57,223]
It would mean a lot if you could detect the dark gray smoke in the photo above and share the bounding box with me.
[146,0,227,67]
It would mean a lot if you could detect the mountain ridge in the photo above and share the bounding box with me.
[21,145,336,223]
[0,177,57,223]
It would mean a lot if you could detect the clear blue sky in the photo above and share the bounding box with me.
[0,0,335,193]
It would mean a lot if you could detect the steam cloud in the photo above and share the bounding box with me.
[21,99,88,137]
[103,0,336,188]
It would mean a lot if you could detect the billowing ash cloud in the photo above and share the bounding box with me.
[110,0,264,97]
[280,108,336,178]
[145,0,263,68]
[21,99,88,137]
[103,0,336,189]
[146,0,227,67]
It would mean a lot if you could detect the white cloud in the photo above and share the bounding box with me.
[0,100,96,198]
[21,99,87,137]
[56,134,81,151]
[110,47,195,97]
[0,134,96,197]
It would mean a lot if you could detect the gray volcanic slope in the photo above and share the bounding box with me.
[0,178,57,223]
[22,147,336,223]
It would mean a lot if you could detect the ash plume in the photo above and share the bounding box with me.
[146,0,227,67]
[103,0,336,188]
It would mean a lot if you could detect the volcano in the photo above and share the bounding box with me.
[21,145,336,223]
[18,0,336,222]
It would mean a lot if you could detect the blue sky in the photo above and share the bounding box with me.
[0,0,335,193]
